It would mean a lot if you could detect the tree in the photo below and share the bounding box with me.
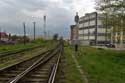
[11,35,18,41]
[96,0,125,21]
[53,33,58,40]
[95,0,125,44]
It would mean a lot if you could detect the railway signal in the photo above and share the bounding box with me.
[74,12,79,52]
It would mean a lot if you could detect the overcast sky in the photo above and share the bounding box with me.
[0,0,95,38]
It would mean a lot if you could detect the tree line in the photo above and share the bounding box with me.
[95,0,125,33]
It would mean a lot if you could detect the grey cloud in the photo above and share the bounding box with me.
[0,0,95,38]
[63,0,74,4]
[2,0,48,10]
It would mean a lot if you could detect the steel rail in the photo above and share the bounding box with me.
[0,45,42,57]
[0,48,52,71]
[8,47,59,83]
[48,52,61,83]
[0,48,55,83]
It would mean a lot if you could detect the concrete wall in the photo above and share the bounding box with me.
[79,40,90,45]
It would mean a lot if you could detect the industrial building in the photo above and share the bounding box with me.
[70,12,111,46]
[78,12,110,46]
[70,25,78,44]
[70,12,125,48]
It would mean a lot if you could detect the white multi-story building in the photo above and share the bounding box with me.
[78,12,110,46]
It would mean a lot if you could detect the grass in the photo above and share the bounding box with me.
[0,43,39,53]
[0,47,47,69]
[0,39,52,53]
[64,46,83,83]
[73,46,125,83]
[0,40,56,69]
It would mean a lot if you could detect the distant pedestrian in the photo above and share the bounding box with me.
[74,39,79,52]
[59,37,64,54]
[75,44,78,52]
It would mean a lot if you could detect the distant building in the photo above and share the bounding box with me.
[70,25,78,45]
[0,32,9,41]
[78,12,110,46]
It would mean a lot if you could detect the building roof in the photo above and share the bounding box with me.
[0,32,8,38]
[80,12,98,19]
[70,25,76,29]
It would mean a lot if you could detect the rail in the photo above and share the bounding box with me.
[48,52,61,83]
[0,48,52,71]
[0,45,42,57]
[9,47,59,83]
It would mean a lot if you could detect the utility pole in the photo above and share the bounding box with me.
[105,13,108,46]
[120,10,124,49]
[110,27,113,45]
[33,22,36,41]
[95,12,98,46]
[0,28,1,41]
[88,14,90,41]
[23,22,26,45]
[8,33,11,41]
[120,20,123,48]
[47,30,50,39]
[43,15,47,40]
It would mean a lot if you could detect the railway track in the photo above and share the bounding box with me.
[0,47,55,83]
[0,45,63,83]
[0,45,47,68]
[0,45,42,57]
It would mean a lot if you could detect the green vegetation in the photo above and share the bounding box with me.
[0,43,36,53]
[0,39,56,69]
[65,45,125,83]
[95,0,125,34]
[0,39,50,53]
[0,47,47,69]
[64,46,83,83]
